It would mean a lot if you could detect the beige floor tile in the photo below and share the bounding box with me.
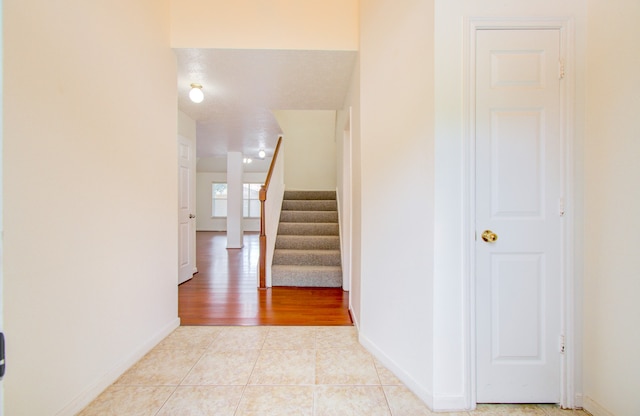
[262,326,317,349]
[375,359,404,385]
[472,404,546,415]
[315,385,391,416]
[249,348,316,385]
[316,347,380,385]
[235,385,314,416]
[116,349,204,386]
[181,349,260,385]
[155,326,222,350]
[83,326,582,416]
[78,385,175,416]
[156,385,244,416]
[316,326,360,349]
[536,404,591,415]
[208,326,268,351]
[383,385,434,416]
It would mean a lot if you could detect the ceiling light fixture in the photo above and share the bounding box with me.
[243,157,252,164]
[258,149,266,159]
[189,83,204,103]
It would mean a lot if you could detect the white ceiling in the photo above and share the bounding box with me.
[175,49,357,159]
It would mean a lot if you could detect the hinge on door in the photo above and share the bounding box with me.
[559,335,566,354]
[0,332,5,379]
[559,60,565,80]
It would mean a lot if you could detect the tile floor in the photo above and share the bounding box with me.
[79,326,590,416]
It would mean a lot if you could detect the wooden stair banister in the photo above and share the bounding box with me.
[259,136,283,288]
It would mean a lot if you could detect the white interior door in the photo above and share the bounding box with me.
[178,135,196,284]
[475,28,563,403]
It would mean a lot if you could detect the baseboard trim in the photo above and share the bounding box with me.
[583,396,615,416]
[349,307,359,330]
[358,332,434,410]
[432,394,469,412]
[574,393,583,409]
[56,317,180,416]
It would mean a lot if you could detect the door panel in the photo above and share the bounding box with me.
[178,136,196,284]
[476,29,562,403]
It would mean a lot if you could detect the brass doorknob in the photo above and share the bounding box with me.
[481,230,498,243]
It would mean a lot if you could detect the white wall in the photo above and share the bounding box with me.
[170,0,358,50]
[359,0,436,407]
[273,110,338,190]
[178,110,196,141]
[3,1,179,414]
[583,1,640,415]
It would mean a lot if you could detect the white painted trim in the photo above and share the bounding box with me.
[342,106,353,293]
[464,17,576,409]
[350,307,359,331]
[56,318,180,416]
[359,332,434,411]
[583,397,615,416]
[432,394,469,413]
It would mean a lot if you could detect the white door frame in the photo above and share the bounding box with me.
[342,106,353,293]
[463,17,577,409]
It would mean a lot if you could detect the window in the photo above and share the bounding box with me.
[243,183,261,218]
[212,183,227,217]
[211,183,261,218]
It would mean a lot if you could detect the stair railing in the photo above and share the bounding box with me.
[259,136,284,288]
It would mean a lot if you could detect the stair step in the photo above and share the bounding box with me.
[275,235,341,250]
[271,265,343,287]
[277,222,339,236]
[283,190,336,200]
[273,249,341,266]
[280,210,338,223]
[282,199,337,211]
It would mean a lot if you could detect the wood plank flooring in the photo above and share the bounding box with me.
[178,231,353,326]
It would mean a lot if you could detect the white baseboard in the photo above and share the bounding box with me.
[358,331,434,410]
[432,394,469,412]
[574,393,583,408]
[349,307,359,330]
[56,317,180,416]
[583,396,615,416]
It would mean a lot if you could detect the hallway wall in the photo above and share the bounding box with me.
[273,110,338,190]
[358,0,436,407]
[584,1,640,414]
[3,1,179,414]
[170,0,358,50]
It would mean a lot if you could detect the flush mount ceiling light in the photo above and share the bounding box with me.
[258,149,266,159]
[243,157,252,164]
[189,83,204,103]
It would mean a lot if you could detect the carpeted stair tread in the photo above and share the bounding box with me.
[277,222,339,236]
[271,265,343,287]
[273,249,342,266]
[275,235,341,250]
[283,190,336,200]
[280,210,338,223]
[272,189,342,288]
[282,199,337,211]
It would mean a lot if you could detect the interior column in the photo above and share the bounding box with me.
[226,151,244,248]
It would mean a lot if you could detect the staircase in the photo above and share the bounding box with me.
[272,190,343,287]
